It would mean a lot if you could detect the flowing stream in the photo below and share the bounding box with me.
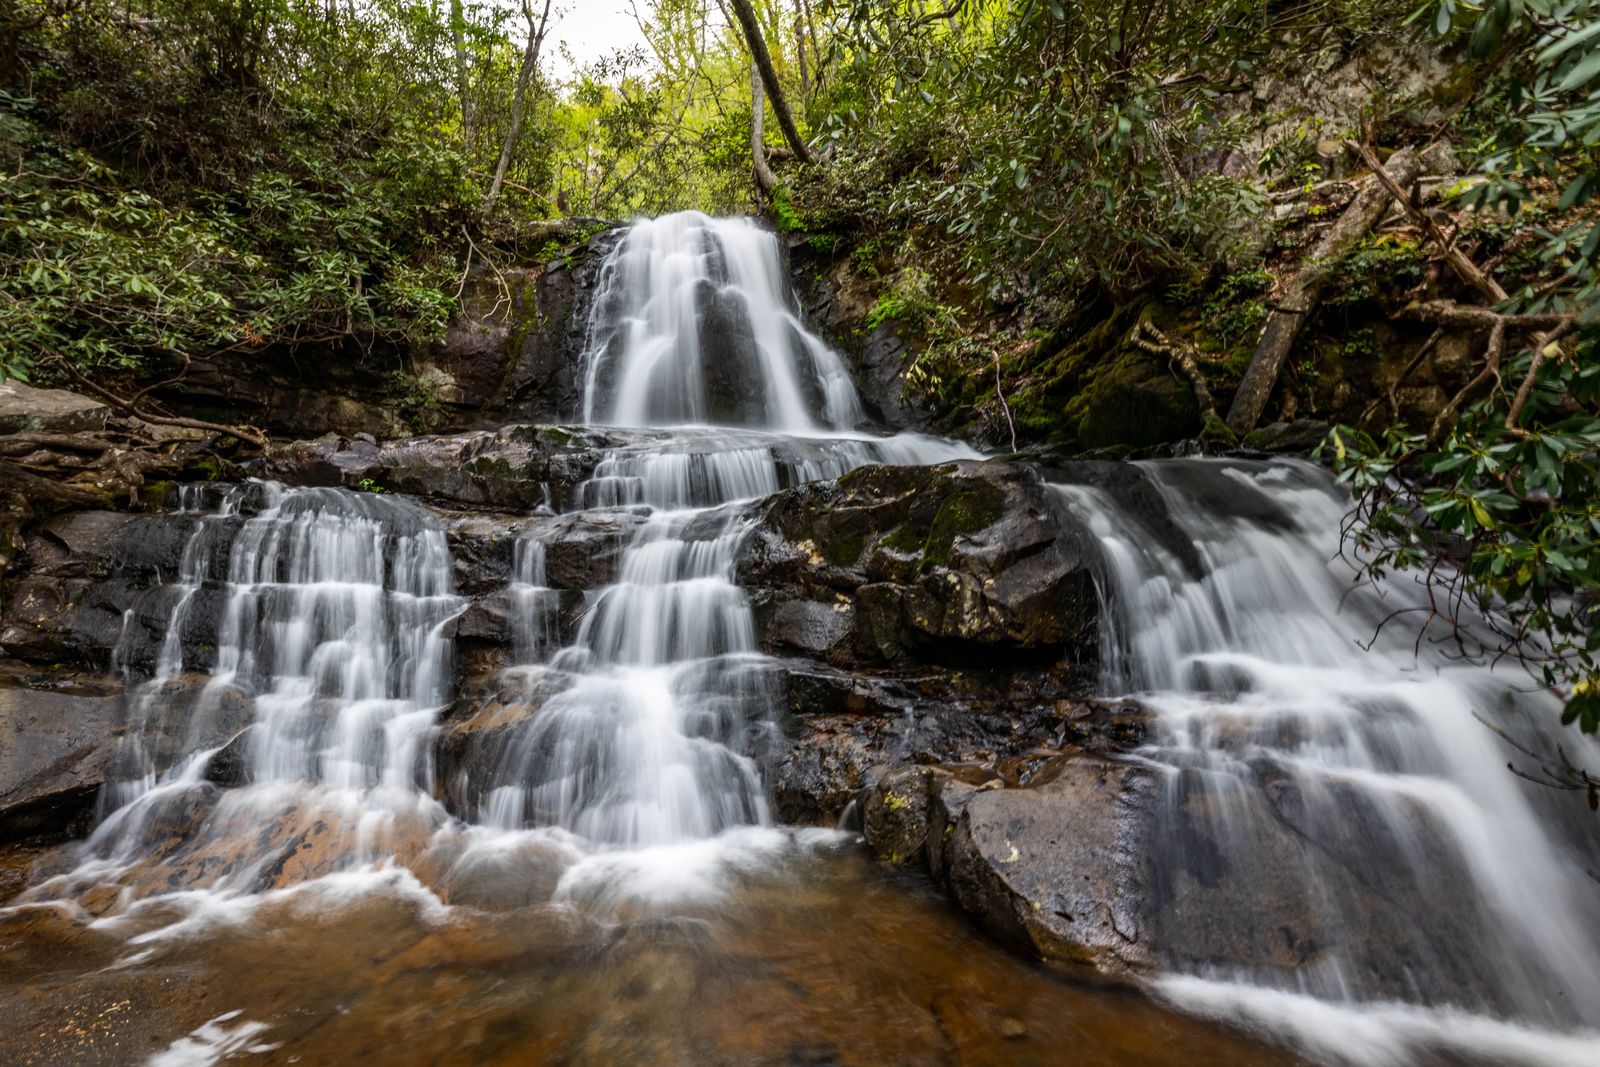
[1057,460,1600,1065]
[0,212,1595,1066]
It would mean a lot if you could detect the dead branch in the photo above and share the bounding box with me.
[1362,327,1441,425]
[46,358,268,448]
[1404,301,1571,332]
[1348,140,1506,304]
[1430,319,1506,441]
[991,348,1017,453]
[1133,319,1228,438]
[1352,141,1576,436]
[1227,147,1424,435]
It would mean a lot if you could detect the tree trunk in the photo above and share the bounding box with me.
[1225,147,1423,435]
[793,1,811,99]
[728,0,811,163]
[484,0,553,214]
[801,0,823,91]
[751,63,778,195]
[450,0,475,150]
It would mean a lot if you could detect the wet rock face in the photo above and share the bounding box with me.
[0,671,253,843]
[846,730,1506,992]
[0,681,124,841]
[0,510,213,671]
[739,461,1100,669]
[268,426,628,512]
[786,238,937,433]
[742,460,1116,834]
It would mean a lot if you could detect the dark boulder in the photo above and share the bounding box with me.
[0,382,107,436]
[0,672,253,843]
[0,683,124,841]
[739,460,1099,669]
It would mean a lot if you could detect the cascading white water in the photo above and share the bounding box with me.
[210,485,460,790]
[8,213,1595,1065]
[1056,459,1600,1065]
[581,211,863,431]
[482,213,971,848]
[37,485,465,897]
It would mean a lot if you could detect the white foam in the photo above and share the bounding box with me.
[146,1011,278,1067]
[1157,975,1600,1067]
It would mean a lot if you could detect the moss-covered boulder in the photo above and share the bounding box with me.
[737,460,1099,668]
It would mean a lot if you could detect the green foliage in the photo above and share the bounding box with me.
[1328,343,1600,730]
[794,0,1293,301]
[1322,235,1428,307]
[1178,267,1273,355]
[1327,0,1600,733]
[0,0,481,383]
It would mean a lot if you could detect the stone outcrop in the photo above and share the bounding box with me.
[739,461,1099,668]
[134,225,621,439]
[728,459,1116,828]
[0,381,108,436]
[787,237,938,433]
[0,668,253,843]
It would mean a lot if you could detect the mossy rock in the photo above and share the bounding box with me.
[1069,350,1201,450]
[921,483,1005,568]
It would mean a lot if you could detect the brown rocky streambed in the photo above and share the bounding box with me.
[0,837,1305,1067]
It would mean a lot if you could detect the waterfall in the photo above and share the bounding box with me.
[35,485,464,897]
[580,211,863,431]
[1056,458,1600,1059]
[6,212,1594,1065]
[478,213,969,846]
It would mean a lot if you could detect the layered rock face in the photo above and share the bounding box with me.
[5,428,1564,1014]
[0,440,1207,986]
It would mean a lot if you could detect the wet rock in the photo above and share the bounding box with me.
[0,668,254,845]
[0,684,124,841]
[767,660,1125,825]
[786,238,937,432]
[1072,354,1201,450]
[0,511,224,672]
[1240,419,1332,454]
[444,514,537,596]
[495,229,622,424]
[740,460,1099,669]
[538,509,649,589]
[435,668,576,817]
[861,765,941,868]
[0,575,157,670]
[941,757,1154,982]
[0,381,107,436]
[267,426,634,511]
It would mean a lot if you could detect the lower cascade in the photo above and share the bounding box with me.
[1,213,1597,1067]
[1058,461,1600,1061]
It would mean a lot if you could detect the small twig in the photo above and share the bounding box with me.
[1362,327,1440,424]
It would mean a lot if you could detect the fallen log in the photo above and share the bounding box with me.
[1226,147,1425,435]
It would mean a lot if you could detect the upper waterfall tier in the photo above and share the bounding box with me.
[580,211,864,432]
